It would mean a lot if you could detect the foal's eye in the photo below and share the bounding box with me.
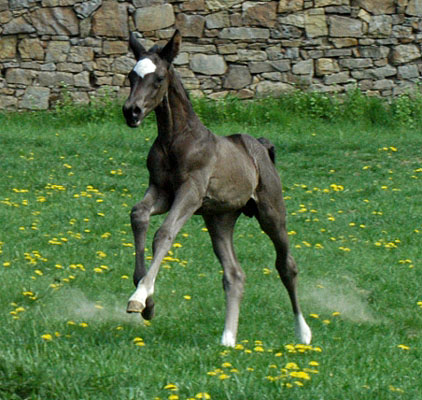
[155,75,165,85]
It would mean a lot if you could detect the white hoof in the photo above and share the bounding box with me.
[295,313,312,345]
[221,330,236,347]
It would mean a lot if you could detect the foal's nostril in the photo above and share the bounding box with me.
[133,106,142,119]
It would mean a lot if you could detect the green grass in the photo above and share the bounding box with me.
[1,95,422,400]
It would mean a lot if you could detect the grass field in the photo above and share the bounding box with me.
[1,94,421,399]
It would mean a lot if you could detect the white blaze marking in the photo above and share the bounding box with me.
[134,58,157,78]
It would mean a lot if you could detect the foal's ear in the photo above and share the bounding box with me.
[129,32,146,60]
[160,30,182,63]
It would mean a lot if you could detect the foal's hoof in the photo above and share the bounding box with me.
[127,300,144,314]
[141,299,155,320]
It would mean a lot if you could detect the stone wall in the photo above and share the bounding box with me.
[1,0,422,110]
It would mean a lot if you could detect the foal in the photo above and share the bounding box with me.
[122,30,311,347]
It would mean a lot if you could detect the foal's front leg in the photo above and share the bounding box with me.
[127,182,202,315]
[129,185,169,318]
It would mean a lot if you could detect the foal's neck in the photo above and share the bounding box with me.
[154,67,204,142]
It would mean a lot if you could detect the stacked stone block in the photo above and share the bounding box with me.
[0,0,422,110]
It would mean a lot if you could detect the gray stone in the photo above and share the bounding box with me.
[397,64,419,79]
[219,27,270,40]
[256,81,294,97]
[0,0,8,12]
[6,69,36,85]
[324,71,350,84]
[368,65,397,79]
[249,62,274,73]
[30,7,79,36]
[242,1,277,28]
[92,1,128,37]
[74,71,90,87]
[368,15,392,38]
[113,56,135,74]
[20,87,50,110]
[223,65,251,89]
[0,36,17,60]
[373,79,394,90]
[391,44,421,65]
[0,96,18,109]
[278,0,303,12]
[176,14,205,38]
[38,71,73,86]
[340,58,372,69]
[135,4,175,32]
[190,54,226,75]
[329,16,363,37]
[206,11,230,29]
[103,41,128,55]
[261,72,282,81]
[406,0,422,16]
[133,0,164,6]
[315,58,339,75]
[270,60,291,72]
[237,50,267,62]
[3,16,35,34]
[278,13,305,28]
[74,0,102,19]
[305,8,328,38]
[46,41,71,63]
[292,59,313,75]
[358,46,390,59]
[354,0,395,15]
[206,0,243,11]
[67,47,94,63]
[173,52,189,65]
[18,38,44,61]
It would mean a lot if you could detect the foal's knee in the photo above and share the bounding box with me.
[276,253,298,280]
[131,203,150,229]
[223,267,245,294]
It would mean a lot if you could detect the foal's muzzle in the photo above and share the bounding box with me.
[123,104,143,128]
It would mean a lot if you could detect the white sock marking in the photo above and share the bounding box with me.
[128,284,151,308]
[134,58,157,78]
[295,313,312,345]
[221,330,236,347]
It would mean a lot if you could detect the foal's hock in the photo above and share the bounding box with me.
[122,30,311,347]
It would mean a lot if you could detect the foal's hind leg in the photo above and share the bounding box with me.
[129,185,169,319]
[204,212,245,347]
[256,199,312,344]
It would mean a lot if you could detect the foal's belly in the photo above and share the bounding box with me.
[199,143,258,214]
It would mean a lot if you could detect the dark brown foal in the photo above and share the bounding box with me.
[122,30,311,347]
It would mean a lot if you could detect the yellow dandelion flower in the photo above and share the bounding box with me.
[79,322,88,328]
[290,371,311,380]
[218,374,230,380]
[195,393,211,399]
[221,362,232,368]
[285,362,299,370]
[309,361,319,367]
[168,395,179,400]
[164,384,178,391]
[397,344,410,350]
[183,295,191,300]
[41,334,53,341]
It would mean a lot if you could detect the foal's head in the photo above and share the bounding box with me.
[123,30,181,128]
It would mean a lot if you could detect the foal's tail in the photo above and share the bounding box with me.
[258,137,276,164]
